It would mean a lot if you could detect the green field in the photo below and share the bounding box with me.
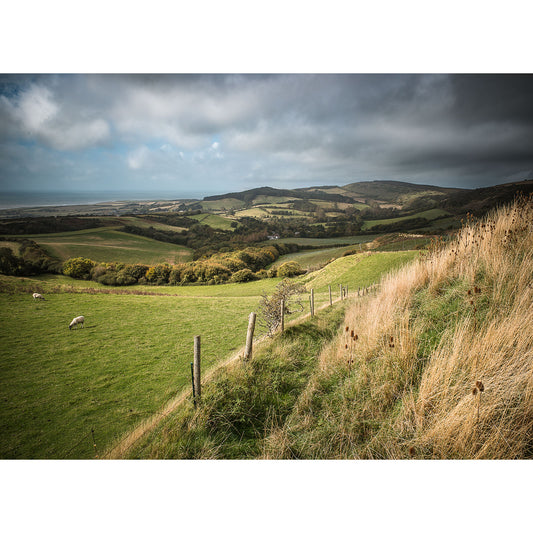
[252,195,296,205]
[304,250,420,292]
[422,216,461,230]
[234,207,270,218]
[267,235,374,246]
[188,213,236,231]
[117,216,188,233]
[1,273,284,298]
[265,208,309,218]
[0,290,262,458]
[200,198,245,211]
[17,227,193,265]
[361,208,449,230]
[271,245,365,269]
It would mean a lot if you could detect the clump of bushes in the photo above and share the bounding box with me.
[145,263,172,285]
[60,243,305,287]
[277,261,305,277]
[230,269,258,283]
[63,257,96,280]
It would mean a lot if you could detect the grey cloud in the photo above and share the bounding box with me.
[1,74,532,192]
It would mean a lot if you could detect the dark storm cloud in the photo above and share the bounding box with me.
[449,74,533,125]
[0,74,532,192]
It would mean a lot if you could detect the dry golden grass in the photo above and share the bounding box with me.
[264,194,533,459]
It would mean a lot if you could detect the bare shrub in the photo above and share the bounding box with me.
[257,279,305,336]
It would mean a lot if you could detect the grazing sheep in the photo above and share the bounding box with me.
[32,293,45,300]
[69,316,85,330]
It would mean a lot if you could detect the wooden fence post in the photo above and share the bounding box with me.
[193,335,201,400]
[329,285,332,306]
[340,284,343,301]
[244,312,256,361]
[280,298,285,333]
[310,288,314,316]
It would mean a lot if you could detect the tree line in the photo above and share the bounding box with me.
[61,242,304,286]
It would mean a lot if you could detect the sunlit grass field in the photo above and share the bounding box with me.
[0,290,258,458]
[188,213,236,230]
[18,227,193,264]
[304,251,420,293]
[361,208,449,230]
[271,245,363,269]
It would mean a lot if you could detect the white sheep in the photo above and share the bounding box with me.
[32,293,45,300]
[69,316,85,330]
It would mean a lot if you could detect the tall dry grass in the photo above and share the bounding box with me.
[264,194,533,459]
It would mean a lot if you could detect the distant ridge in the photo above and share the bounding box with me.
[203,185,353,203]
[202,179,533,213]
[203,180,463,206]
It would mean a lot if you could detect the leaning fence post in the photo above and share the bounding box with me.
[310,288,315,316]
[280,298,285,333]
[340,284,343,301]
[244,312,256,361]
[194,335,201,400]
[329,285,332,306]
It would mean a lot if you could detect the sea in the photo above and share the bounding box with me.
[0,190,204,210]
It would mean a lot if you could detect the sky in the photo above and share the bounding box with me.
[1,74,532,198]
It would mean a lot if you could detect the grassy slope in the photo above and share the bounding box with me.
[126,304,348,459]
[200,198,245,211]
[267,236,374,246]
[117,216,188,233]
[188,213,236,231]
[304,251,420,292]
[234,207,271,218]
[266,198,533,459]
[20,228,193,264]
[361,208,449,229]
[271,245,364,269]
[117,251,421,458]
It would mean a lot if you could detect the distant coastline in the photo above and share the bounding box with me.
[0,191,203,210]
